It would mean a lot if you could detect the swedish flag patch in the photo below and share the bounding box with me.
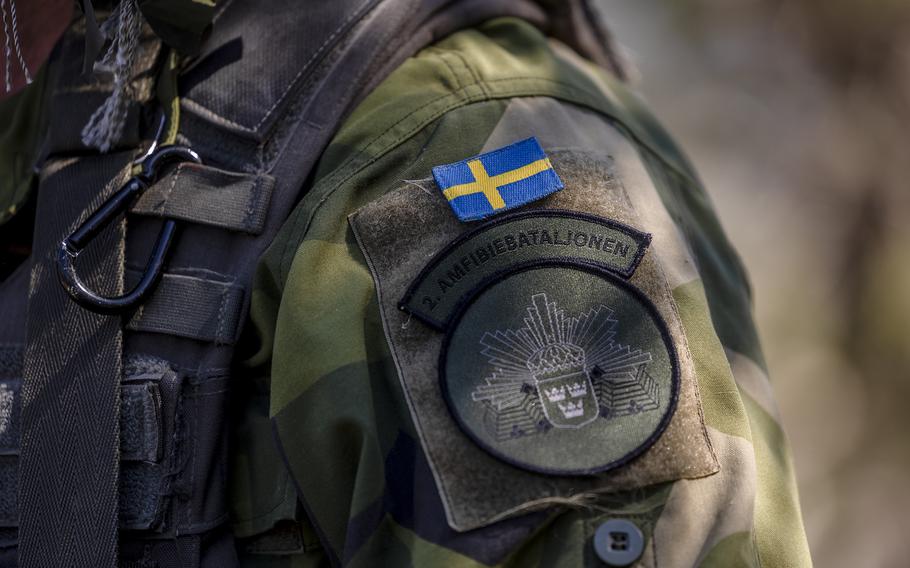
[432,137,564,222]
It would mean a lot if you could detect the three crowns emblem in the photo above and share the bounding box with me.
[471,293,661,441]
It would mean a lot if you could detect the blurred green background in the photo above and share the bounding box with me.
[597,1,910,566]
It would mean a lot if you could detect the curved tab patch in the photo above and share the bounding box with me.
[441,261,678,475]
[400,211,651,329]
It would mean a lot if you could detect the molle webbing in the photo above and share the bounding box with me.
[126,269,246,344]
[131,164,276,235]
[0,366,169,535]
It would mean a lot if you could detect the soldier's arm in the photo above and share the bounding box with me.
[235,17,811,568]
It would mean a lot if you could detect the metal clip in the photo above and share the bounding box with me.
[56,145,202,313]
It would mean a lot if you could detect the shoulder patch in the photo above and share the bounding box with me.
[400,210,651,329]
[440,258,678,475]
[432,137,564,222]
[350,149,718,532]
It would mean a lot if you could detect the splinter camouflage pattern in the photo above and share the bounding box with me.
[231,18,812,568]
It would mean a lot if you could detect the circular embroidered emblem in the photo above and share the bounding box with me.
[440,261,679,475]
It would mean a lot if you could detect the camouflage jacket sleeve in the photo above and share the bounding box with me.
[233,17,812,568]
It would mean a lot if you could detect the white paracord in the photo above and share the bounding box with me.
[81,0,142,153]
[9,0,31,85]
[1,0,12,93]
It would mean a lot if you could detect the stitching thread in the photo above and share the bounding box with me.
[180,97,253,132]
[215,284,229,344]
[181,0,376,133]
[253,0,372,132]
[161,164,183,214]
[244,176,263,231]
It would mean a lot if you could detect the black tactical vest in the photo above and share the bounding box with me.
[0,1,622,566]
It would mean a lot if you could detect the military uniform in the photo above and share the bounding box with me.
[0,2,811,567]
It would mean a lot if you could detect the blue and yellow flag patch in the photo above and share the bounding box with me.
[432,137,564,222]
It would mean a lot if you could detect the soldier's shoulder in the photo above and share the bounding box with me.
[310,16,700,208]
[258,17,713,328]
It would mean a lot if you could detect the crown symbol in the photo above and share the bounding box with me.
[474,293,623,434]
[557,399,585,418]
[544,386,566,402]
[526,343,587,381]
[566,382,587,398]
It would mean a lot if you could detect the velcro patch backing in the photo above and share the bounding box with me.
[350,151,718,532]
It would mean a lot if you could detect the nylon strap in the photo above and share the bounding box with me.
[131,162,275,235]
[18,153,132,567]
[126,270,245,344]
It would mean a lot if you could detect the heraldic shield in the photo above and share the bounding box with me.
[524,298,600,429]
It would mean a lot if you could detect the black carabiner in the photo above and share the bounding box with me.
[56,145,202,314]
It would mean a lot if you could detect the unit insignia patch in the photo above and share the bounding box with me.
[400,210,651,329]
[400,211,679,475]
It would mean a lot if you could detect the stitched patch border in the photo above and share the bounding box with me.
[437,258,680,476]
[400,209,652,330]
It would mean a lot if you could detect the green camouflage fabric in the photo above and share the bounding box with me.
[0,67,49,226]
[234,17,812,568]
